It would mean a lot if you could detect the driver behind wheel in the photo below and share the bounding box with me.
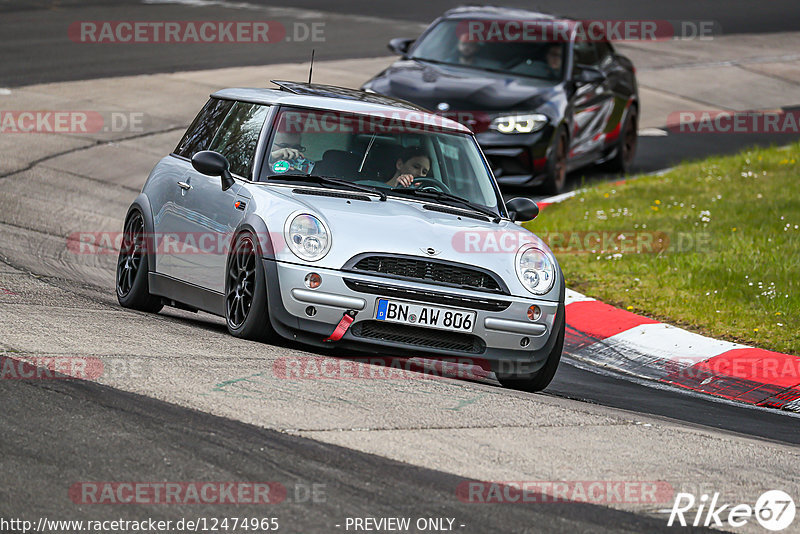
[385,146,431,187]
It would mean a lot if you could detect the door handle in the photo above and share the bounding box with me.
[177,181,192,190]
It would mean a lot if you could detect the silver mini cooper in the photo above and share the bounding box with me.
[116,81,565,391]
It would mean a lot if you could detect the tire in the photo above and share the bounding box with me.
[116,210,163,313]
[603,106,638,174]
[541,127,568,195]
[495,315,565,392]
[225,232,276,341]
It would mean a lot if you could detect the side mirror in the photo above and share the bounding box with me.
[575,65,605,85]
[191,150,235,191]
[388,37,414,56]
[505,197,539,222]
[575,65,606,85]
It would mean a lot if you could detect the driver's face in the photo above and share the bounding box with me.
[396,156,430,178]
[546,46,562,70]
[274,131,303,150]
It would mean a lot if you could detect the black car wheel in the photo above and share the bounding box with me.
[116,211,163,313]
[225,232,276,341]
[495,313,565,392]
[604,107,638,174]
[541,128,568,195]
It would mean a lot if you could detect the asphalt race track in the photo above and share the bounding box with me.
[1,1,799,532]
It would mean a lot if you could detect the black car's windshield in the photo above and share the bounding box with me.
[261,107,502,214]
[410,19,566,81]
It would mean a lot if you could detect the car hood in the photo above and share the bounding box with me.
[366,59,561,112]
[246,184,558,300]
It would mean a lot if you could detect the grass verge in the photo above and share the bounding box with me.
[524,142,799,355]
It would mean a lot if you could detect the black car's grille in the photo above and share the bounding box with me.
[343,278,510,312]
[348,255,506,294]
[350,321,486,354]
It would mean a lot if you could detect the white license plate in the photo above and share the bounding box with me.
[375,299,476,333]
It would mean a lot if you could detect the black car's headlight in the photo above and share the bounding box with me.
[490,113,548,134]
[284,213,331,262]
[515,244,556,295]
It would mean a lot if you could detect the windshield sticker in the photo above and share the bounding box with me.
[272,160,290,173]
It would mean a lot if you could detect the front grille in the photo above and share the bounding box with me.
[343,278,510,311]
[350,321,486,353]
[348,255,506,294]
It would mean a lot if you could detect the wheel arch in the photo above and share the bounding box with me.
[232,214,278,260]
[125,194,157,273]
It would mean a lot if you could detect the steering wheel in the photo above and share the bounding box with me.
[410,178,453,194]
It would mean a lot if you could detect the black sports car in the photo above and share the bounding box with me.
[362,6,639,194]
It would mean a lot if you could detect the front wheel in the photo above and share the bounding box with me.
[495,318,565,392]
[603,107,638,174]
[225,232,276,341]
[541,128,568,195]
[116,210,163,313]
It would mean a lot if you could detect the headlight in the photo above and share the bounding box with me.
[490,113,548,134]
[284,213,331,261]
[515,245,556,295]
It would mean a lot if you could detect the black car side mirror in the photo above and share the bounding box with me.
[505,197,539,222]
[191,150,235,191]
[388,37,414,56]
[575,65,606,85]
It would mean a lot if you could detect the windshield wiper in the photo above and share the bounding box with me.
[389,187,500,222]
[265,173,387,201]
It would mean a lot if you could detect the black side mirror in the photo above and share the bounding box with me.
[505,197,540,222]
[575,65,606,85]
[388,37,414,56]
[191,150,235,191]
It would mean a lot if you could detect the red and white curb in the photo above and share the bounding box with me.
[564,289,800,412]
[537,187,799,413]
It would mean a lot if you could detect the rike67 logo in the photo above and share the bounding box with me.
[667,490,796,531]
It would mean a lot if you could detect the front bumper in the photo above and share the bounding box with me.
[476,128,553,188]
[263,259,564,369]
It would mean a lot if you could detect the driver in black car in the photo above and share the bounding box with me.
[385,146,431,187]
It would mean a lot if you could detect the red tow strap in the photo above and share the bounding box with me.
[323,310,357,342]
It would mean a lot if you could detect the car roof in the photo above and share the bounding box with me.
[441,5,571,22]
[210,83,472,134]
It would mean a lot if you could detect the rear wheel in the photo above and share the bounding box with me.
[116,211,163,313]
[495,318,565,392]
[225,232,276,341]
[604,107,638,174]
[541,128,568,195]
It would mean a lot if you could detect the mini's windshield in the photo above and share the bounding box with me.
[409,20,566,81]
[261,107,501,211]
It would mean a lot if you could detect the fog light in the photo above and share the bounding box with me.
[527,305,541,321]
[305,306,317,317]
[304,272,322,289]
[520,337,530,347]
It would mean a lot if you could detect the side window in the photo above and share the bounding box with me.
[174,98,234,158]
[207,102,270,179]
